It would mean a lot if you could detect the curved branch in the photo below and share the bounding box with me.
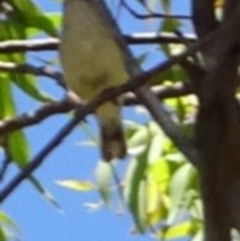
[0,83,192,135]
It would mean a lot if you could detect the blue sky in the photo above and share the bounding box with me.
[1,1,191,241]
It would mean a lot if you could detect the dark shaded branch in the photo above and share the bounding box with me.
[193,1,240,241]
[192,0,218,38]
[224,0,239,20]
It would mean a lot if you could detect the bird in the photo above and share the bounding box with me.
[60,0,128,161]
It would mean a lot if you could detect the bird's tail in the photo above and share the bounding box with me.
[96,101,126,161]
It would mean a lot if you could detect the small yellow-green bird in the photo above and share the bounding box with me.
[60,0,127,161]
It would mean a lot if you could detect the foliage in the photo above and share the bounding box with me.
[0,0,229,241]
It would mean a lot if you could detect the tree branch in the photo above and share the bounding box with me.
[125,32,196,45]
[124,82,192,105]
[0,98,73,135]
[0,83,192,136]
[0,38,59,52]
[193,1,240,241]
[0,33,197,53]
[0,61,65,87]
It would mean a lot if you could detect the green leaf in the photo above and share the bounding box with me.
[8,131,29,167]
[95,161,113,204]
[162,220,198,240]
[161,0,170,12]
[0,75,29,166]
[12,74,54,103]
[147,159,171,192]
[56,180,96,192]
[168,163,195,224]
[26,12,61,37]
[137,180,148,228]
[0,212,19,241]
[128,125,149,148]
[0,75,15,119]
[145,173,169,226]
[0,76,57,206]
[0,212,16,228]
[192,229,204,241]
[124,152,148,232]
[161,17,181,33]
[147,122,164,162]
[10,0,57,36]
[0,228,6,241]
[0,22,24,41]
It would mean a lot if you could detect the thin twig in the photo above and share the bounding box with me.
[0,139,12,182]
[122,0,192,20]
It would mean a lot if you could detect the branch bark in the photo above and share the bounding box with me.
[193,1,240,241]
[0,32,196,53]
[0,83,192,136]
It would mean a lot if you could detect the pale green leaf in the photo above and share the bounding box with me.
[162,221,197,240]
[0,212,16,228]
[168,163,195,224]
[95,161,113,204]
[147,159,171,192]
[56,180,96,192]
[128,125,149,148]
[192,229,204,241]
[147,122,164,162]
[124,153,148,232]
